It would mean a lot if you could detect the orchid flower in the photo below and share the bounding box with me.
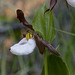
[44,0,75,14]
[10,9,60,56]
[66,0,75,7]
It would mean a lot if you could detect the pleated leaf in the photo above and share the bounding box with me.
[41,54,69,75]
[32,4,56,43]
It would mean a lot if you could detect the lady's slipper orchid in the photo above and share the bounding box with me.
[10,37,36,55]
[9,9,60,56]
[66,0,75,7]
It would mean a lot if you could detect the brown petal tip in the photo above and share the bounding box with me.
[44,0,57,14]
[16,9,34,30]
[44,9,50,14]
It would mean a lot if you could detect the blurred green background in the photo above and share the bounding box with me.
[0,0,75,75]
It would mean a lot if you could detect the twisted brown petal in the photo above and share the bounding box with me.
[34,33,60,56]
[16,9,34,30]
[34,33,45,54]
[44,0,57,13]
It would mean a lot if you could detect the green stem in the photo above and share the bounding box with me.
[1,50,6,75]
[44,49,48,75]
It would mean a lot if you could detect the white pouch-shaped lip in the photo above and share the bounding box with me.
[10,38,36,55]
[67,0,75,7]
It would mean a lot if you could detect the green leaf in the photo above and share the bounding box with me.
[41,54,69,75]
[32,4,56,43]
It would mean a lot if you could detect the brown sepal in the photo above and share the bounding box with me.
[44,9,50,14]
[34,33,45,54]
[16,9,34,30]
[34,33,60,56]
[41,40,60,56]
[45,0,57,14]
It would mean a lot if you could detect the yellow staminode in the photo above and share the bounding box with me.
[26,33,33,40]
